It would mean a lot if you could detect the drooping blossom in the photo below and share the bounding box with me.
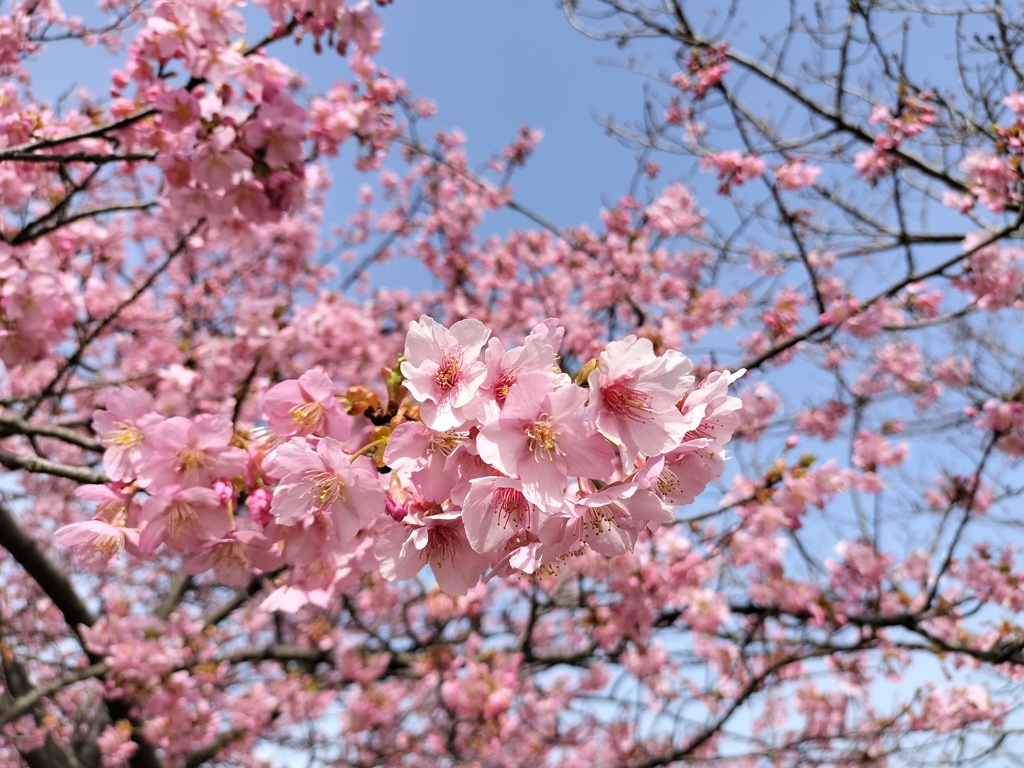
[961,150,1017,213]
[541,464,672,558]
[182,530,281,587]
[375,509,491,596]
[651,445,727,507]
[456,476,539,555]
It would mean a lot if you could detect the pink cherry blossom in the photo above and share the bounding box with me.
[961,150,1017,212]
[462,318,566,424]
[263,369,352,440]
[587,335,695,465]
[138,485,231,554]
[456,475,539,554]
[183,530,281,586]
[138,414,248,492]
[400,315,490,430]
[54,519,140,571]
[774,158,822,190]
[93,386,160,482]
[383,421,475,503]
[541,471,671,558]
[265,437,384,543]
[476,371,616,508]
[375,510,491,596]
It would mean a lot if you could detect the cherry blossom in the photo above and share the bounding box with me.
[3,2,1024,766]
[586,334,695,466]
[400,315,490,430]
[476,371,616,508]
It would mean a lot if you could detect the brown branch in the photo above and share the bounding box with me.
[740,214,1024,371]
[0,447,108,484]
[1,151,157,163]
[0,502,97,634]
[0,414,102,451]
[0,661,109,728]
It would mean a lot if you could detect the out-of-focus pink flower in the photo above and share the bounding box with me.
[774,159,822,191]
[264,369,352,440]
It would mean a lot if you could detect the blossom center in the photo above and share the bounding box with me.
[602,379,650,421]
[656,468,680,497]
[98,499,129,526]
[169,501,198,535]
[434,353,462,390]
[105,420,143,448]
[429,429,467,457]
[684,422,715,442]
[217,541,250,571]
[493,368,518,405]
[427,526,459,566]
[176,447,211,474]
[289,401,325,431]
[309,471,345,507]
[93,533,123,558]
[584,505,617,537]
[492,487,529,529]
[526,416,561,460]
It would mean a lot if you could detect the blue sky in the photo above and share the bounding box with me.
[371,2,645,228]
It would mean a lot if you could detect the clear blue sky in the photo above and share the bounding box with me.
[371,2,645,228]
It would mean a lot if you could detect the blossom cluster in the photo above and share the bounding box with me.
[57,315,742,606]
[853,91,936,185]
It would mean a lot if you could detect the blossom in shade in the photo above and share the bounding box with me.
[265,437,384,544]
[138,486,232,555]
[400,315,490,430]
[264,369,352,440]
[93,386,159,482]
[383,421,473,503]
[138,414,247,492]
[541,467,672,558]
[375,510,491,596]
[456,476,539,554]
[183,531,281,587]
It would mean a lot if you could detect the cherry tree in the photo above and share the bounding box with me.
[1,0,1023,766]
